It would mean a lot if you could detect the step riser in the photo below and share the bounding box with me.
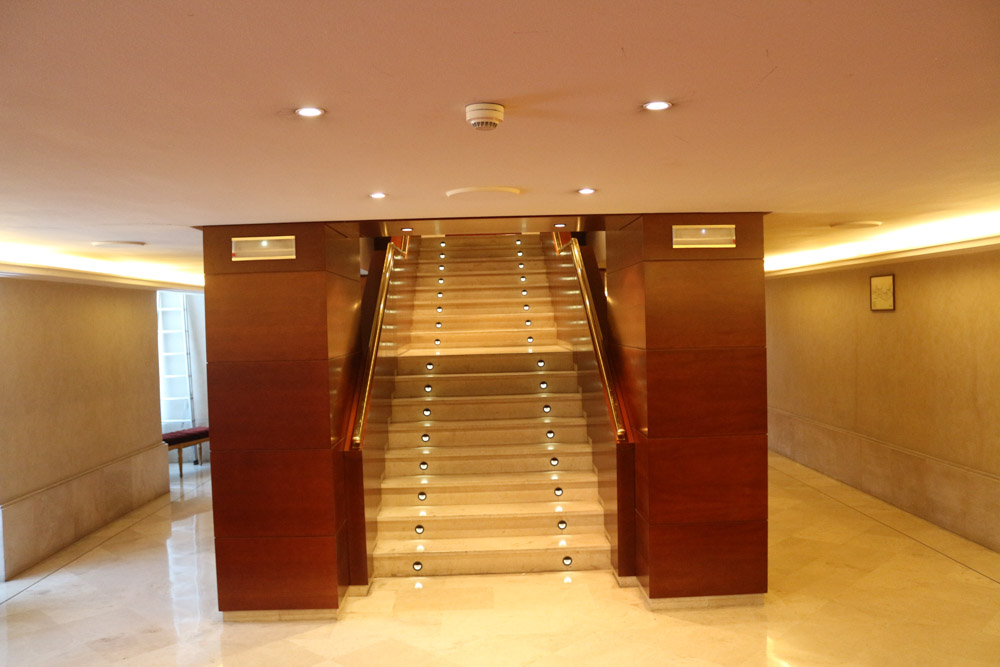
[419,237,541,250]
[407,315,557,333]
[393,375,580,397]
[388,425,590,447]
[407,259,569,272]
[373,549,610,577]
[385,453,593,476]
[398,289,558,304]
[400,307,558,321]
[377,515,605,539]
[381,486,599,507]
[396,353,575,375]
[418,242,548,259]
[410,330,560,350]
[390,400,584,422]
[409,274,552,289]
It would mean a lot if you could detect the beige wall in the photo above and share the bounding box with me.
[0,278,168,578]
[766,247,1000,551]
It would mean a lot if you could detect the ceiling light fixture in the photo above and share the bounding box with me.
[90,241,147,248]
[577,188,596,195]
[554,223,566,228]
[765,211,1000,272]
[829,220,882,229]
[0,243,204,287]
[369,192,386,199]
[294,107,324,117]
[401,227,413,232]
[642,101,672,111]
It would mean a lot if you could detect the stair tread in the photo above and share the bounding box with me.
[375,533,610,555]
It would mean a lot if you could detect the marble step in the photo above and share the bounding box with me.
[422,235,541,250]
[392,370,582,397]
[376,500,604,538]
[406,327,562,349]
[396,285,557,301]
[384,442,594,475]
[394,299,558,318]
[387,417,590,447]
[417,239,543,254]
[396,351,575,375]
[406,312,557,333]
[407,257,568,272]
[409,270,552,289]
[372,533,611,577]
[380,470,599,506]
[389,393,585,421]
[396,286,557,305]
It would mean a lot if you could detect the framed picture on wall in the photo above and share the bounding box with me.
[870,274,895,311]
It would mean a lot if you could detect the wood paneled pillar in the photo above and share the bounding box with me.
[203,222,361,612]
[606,213,767,599]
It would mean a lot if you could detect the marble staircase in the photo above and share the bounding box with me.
[372,234,612,576]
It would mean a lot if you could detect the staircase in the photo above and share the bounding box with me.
[372,234,611,577]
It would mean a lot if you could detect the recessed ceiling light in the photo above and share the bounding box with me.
[369,192,387,199]
[577,188,596,195]
[295,107,324,117]
[401,227,413,232]
[642,101,672,111]
[554,223,566,228]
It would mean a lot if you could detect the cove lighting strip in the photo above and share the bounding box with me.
[765,211,1000,272]
[0,242,205,287]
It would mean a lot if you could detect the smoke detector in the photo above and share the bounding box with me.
[465,103,504,130]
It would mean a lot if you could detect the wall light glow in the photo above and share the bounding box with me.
[0,243,205,287]
[765,212,1000,272]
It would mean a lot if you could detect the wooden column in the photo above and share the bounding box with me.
[204,222,361,612]
[606,213,767,599]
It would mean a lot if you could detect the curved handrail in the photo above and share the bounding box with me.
[566,238,628,444]
[351,243,400,449]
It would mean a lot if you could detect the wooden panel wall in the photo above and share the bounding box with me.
[204,222,361,611]
[606,213,767,599]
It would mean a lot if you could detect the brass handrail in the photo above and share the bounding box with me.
[351,242,400,449]
[566,238,628,444]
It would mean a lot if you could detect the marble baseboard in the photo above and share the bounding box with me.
[769,408,1000,552]
[1,443,169,580]
[223,608,342,622]
[642,589,764,610]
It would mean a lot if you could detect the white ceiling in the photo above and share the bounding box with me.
[2,0,999,276]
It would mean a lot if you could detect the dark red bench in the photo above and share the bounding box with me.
[162,427,210,478]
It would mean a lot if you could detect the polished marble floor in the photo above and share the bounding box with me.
[1,452,999,666]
